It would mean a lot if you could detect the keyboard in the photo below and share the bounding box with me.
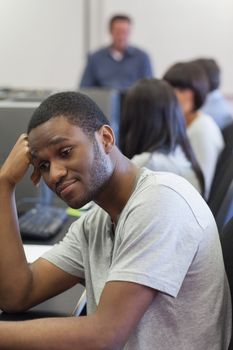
[19,205,68,240]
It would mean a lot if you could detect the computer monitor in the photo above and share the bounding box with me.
[0,101,41,207]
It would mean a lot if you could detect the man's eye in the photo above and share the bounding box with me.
[60,147,72,157]
[39,162,50,172]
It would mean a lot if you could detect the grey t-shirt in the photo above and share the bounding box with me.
[43,169,231,350]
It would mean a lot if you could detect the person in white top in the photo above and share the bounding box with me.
[163,61,224,200]
[120,78,204,195]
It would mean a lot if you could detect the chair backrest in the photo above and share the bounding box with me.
[71,289,87,317]
[208,123,233,214]
[221,123,233,164]
[220,218,233,349]
[208,156,233,231]
[215,178,233,232]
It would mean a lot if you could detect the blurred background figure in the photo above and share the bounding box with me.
[193,58,233,130]
[163,61,224,200]
[80,14,153,90]
[120,78,204,195]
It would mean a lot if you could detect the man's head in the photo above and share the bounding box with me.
[28,92,115,209]
[192,58,220,92]
[109,14,132,53]
[28,91,110,136]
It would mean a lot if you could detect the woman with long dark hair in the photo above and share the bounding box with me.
[120,78,204,195]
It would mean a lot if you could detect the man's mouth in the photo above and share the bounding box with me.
[56,179,77,197]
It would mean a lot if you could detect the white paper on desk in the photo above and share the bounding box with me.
[23,244,53,263]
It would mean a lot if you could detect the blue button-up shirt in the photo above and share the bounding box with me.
[201,89,233,130]
[80,46,153,90]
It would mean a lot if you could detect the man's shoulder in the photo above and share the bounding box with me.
[135,168,194,200]
[136,169,205,208]
[127,46,149,57]
[134,169,213,230]
[88,45,150,61]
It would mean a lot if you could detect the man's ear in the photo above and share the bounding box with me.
[97,125,115,153]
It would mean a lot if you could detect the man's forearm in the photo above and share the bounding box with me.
[0,178,32,311]
[0,315,112,350]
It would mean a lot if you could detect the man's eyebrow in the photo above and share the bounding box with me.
[30,137,69,159]
[47,136,69,146]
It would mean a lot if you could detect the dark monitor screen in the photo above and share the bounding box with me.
[0,101,41,206]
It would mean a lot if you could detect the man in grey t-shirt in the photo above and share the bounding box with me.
[0,91,231,349]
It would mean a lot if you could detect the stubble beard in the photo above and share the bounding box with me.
[70,139,113,209]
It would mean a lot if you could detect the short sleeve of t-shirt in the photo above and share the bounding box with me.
[107,177,203,298]
[42,215,87,279]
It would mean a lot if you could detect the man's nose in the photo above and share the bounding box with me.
[49,162,67,183]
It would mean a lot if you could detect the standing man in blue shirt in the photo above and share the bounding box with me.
[80,14,153,90]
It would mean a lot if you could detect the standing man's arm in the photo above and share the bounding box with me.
[80,54,97,88]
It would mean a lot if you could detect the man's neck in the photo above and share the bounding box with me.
[111,44,128,55]
[94,152,140,225]
[111,49,124,61]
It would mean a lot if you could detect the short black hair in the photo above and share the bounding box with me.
[192,58,220,91]
[109,14,131,31]
[27,91,110,135]
[163,62,209,111]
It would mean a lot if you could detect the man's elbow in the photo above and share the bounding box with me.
[92,337,123,350]
[84,315,126,350]
[0,291,31,313]
[0,279,33,313]
[96,326,127,350]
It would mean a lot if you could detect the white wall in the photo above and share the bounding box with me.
[0,0,85,90]
[0,0,232,94]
